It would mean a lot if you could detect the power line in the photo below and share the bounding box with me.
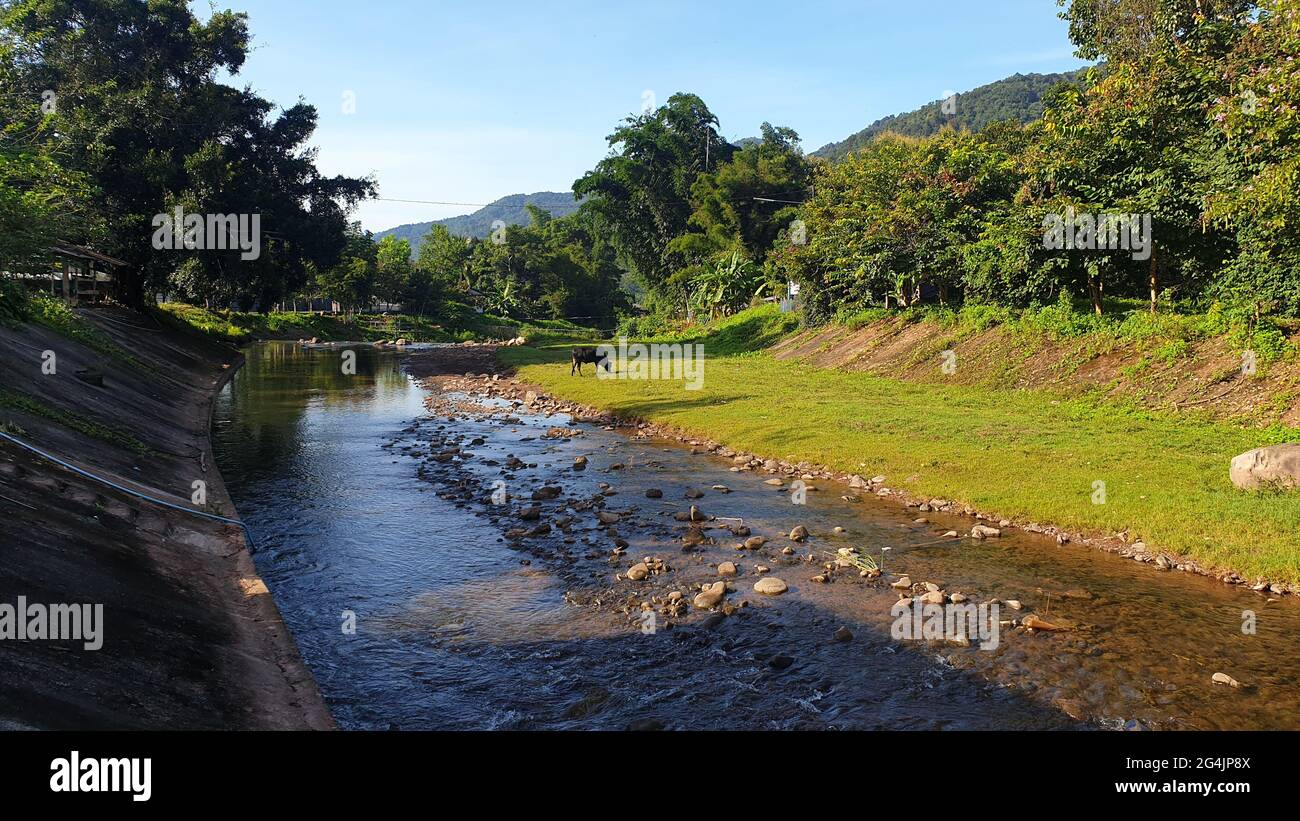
[373,194,810,209]
[374,198,502,207]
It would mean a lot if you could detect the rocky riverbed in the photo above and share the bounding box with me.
[208,342,1300,729]
[386,348,1300,730]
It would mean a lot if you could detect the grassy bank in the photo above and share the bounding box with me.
[155,301,603,346]
[501,305,1300,585]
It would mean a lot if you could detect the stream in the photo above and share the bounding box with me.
[211,342,1300,730]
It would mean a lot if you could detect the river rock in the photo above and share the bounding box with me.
[753,577,789,595]
[573,456,588,471]
[597,511,621,524]
[688,505,707,522]
[764,478,784,486]
[682,528,706,548]
[970,524,1001,539]
[833,626,854,643]
[718,561,737,577]
[743,536,767,549]
[626,563,649,581]
[693,582,727,609]
[1212,672,1242,687]
[1022,614,1066,631]
[532,486,562,501]
[789,525,808,542]
[685,488,704,499]
[645,488,663,498]
[921,590,945,605]
[1230,444,1300,490]
[890,576,912,590]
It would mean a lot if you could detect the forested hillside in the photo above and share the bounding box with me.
[376,191,582,252]
[813,68,1093,160]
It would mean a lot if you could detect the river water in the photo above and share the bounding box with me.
[212,342,1300,730]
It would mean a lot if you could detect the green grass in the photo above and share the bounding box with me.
[501,305,1300,584]
[0,389,151,454]
[155,301,604,346]
[1,284,150,371]
[834,295,1299,365]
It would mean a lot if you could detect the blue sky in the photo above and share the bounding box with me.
[194,0,1088,233]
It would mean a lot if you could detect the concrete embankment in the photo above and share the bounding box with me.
[0,306,331,729]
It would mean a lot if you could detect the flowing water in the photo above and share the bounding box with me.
[212,342,1300,730]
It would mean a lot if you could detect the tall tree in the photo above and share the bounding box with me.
[0,0,372,306]
[574,93,734,309]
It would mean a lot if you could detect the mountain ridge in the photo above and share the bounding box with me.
[813,67,1093,161]
[375,191,581,252]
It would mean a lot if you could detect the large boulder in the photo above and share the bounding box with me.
[1230,444,1300,490]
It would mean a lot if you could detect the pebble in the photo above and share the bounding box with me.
[833,626,854,643]
[753,577,789,595]
[789,525,808,542]
[693,582,727,609]
[645,488,663,499]
[1212,672,1242,688]
[718,561,738,577]
[626,563,649,581]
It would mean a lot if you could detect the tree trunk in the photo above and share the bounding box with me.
[1148,247,1159,314]
[1088,276,1104,316]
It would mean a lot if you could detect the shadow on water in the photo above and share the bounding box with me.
[212,342,1300,730]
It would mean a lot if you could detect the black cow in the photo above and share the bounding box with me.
[571,346,611,376]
